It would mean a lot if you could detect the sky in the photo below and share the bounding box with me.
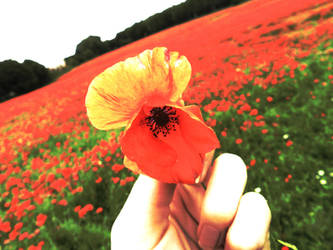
[0,0,186,68]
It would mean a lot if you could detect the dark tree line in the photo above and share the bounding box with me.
[0,60,51,102]
[0,0,248,103]
[65,0,248,68]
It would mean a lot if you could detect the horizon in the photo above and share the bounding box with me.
[0,0,186,69]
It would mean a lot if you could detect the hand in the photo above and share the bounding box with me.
[111,153,271,249]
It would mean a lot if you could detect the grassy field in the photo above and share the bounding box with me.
[0,0,332,249]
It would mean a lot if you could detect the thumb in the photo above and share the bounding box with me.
[111,175,176,249]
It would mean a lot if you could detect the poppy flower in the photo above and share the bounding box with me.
[86,47,219,184]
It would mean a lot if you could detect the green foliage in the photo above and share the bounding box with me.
[207,47,333,249]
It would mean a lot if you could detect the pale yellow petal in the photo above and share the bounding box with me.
[123,156,142,175]
[85,47,192,130]
[169,51,192,102]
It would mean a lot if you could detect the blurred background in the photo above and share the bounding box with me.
[0,0,246,103]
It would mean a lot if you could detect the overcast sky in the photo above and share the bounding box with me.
[0,0,186,68]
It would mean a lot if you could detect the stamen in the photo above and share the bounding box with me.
[144,106,179,137]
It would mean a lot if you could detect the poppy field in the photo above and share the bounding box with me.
[1,0,332,249]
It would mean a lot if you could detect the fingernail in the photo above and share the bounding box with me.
[198,224,221,248]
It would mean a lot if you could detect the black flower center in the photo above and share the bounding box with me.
[144,106,179,137]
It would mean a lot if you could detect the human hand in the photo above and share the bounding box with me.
[111,153,271,250]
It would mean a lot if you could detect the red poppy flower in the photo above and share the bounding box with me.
[86,47,219,183]
[36,214,47,227]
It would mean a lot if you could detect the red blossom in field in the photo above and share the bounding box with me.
[0,221,11,233]
[95,177,102,183]
[254,121,266,127]
[267,96,273,102]
[96,207,103,214]
[119,179,127,186]
[36,213,47,227]
[28,241,44,250]
[236,138,243,144]
[50,178,67,192]
[71,186,83,194]
[78,204,94,218]
[256,115,264,120]
[46,173,55,183]
[286,140,293,147]
[9,229,19,241]
[58,199,68,206]
[126,176,135,183]
[249,109,258,116]
[58,167,72,179]
[19,232,29,241]
[14,222,23,231]
[111,164,124,173]
[112,177,120,184]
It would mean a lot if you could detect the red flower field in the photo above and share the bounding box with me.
[0,0,332,249]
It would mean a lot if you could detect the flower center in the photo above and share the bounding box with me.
[144,106,179,137]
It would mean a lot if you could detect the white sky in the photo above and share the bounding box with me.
[0,0,186,68]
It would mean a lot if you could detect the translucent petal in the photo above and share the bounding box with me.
[85,47,191,130]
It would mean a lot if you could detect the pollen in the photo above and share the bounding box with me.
[144,106,179,137]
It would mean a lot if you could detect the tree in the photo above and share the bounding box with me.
[65,36,108,67]
[0,59,50,102]
[23,59,50,85]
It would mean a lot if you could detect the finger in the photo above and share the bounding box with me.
[225,192,271,250]
[169,185,202,249]
[176,183,205,224]
[197,153,247,249]
[111,175,176,249]
[159,150,215,247]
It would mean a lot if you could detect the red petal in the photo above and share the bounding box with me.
[178,106,220,154]
[158,127,203,183]
[182,105,204,121]
[121,105,220,184]
[120,109,177,182]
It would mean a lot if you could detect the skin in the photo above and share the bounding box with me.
[111,153,271,250]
